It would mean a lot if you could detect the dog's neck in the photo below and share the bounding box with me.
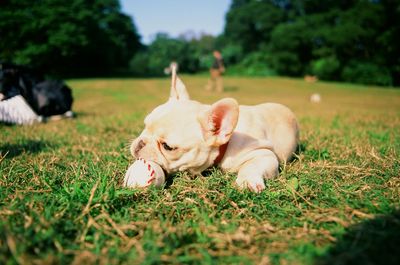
[213,141,229,165]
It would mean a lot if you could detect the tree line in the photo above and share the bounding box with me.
[1,0,399,86]
[222,0,400,86]
[0,0,140,77]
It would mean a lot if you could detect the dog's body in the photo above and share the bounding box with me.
[131,71,299,192]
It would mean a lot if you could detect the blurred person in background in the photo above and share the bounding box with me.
[206,50,225,92]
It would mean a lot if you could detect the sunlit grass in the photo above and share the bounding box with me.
[1,76,399,264]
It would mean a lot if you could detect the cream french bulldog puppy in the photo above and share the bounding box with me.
[130,70,299,192]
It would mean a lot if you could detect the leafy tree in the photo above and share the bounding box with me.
[268,19,311,76]
[130,33,195,76]
[374,0,400,85]
[223,0,400,86]
[0,0,141,76]
[224,0,286,53]
[310,56,340,80]
[342,61,392,86]
[130,33,220,76]
[187,34,217,70]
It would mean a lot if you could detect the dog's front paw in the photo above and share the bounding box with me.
[236,176,266,193]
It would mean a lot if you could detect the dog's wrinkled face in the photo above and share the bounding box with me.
[130,74,239,175]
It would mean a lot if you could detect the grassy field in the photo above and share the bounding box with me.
[1,76,399,264]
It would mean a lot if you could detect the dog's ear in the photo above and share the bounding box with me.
[169,64,190,100]
[199,98,239,146]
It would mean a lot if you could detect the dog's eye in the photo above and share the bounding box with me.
[162,142,175,151]
[162,142,174,151]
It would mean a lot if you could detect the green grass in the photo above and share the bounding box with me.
[1,76,399,264]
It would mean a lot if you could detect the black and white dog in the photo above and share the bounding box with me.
[0,62,74,118]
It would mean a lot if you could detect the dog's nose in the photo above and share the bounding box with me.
[134,139,146,157]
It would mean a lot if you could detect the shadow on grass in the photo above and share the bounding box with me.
[291,141,306,163]
[315,210,400,265]
[293,141,331,162]
[0,140,54,159]
[224,86,239,92]
[72,111,93,118]
[279,142,305,173]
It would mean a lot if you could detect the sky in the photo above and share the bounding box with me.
[120,0,232,44]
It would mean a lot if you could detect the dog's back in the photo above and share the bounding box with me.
[235,103,299,163]
[32,80,73,116]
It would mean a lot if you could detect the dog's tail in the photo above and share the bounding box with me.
[170,62,178,89]
[169,62,189,100]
